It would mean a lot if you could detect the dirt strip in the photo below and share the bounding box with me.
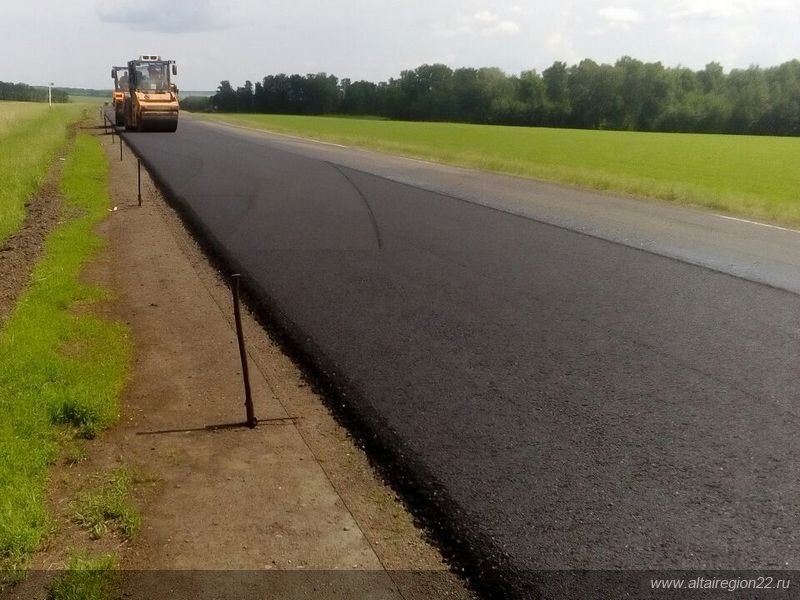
[25,123,471,599]
[0,126,83,324]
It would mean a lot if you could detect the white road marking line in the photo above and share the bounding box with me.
[714,214,800,234]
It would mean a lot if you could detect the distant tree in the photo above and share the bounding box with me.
[759,60,800,135]
[567,59,621,128]
[727,67,768,133]
[236,80,254,112]
[302,73,339,114]
[542,62,571,126]
[341,80,381,115]
[477,67,516,124]
[212,81,237,112]
[451,68,485,122]
[411,64,455,121]
[517,70,546,125]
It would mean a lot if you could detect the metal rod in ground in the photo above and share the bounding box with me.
[231,274,257,428]
[137,159,142,206]
[119,138,123,161]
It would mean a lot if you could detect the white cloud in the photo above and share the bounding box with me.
[96,0,230,32]
[473,10,499,23]
[546,32,565,48]
[597,7,643,24]
[592,5,644,34]
[481,20,520,36]
[437,10,520,37]
[664,0,796,21]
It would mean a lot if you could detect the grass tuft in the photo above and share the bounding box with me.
[63,440,87,466]
[72,469,140,540]
[53,403,102,440]
[47,553,118,600]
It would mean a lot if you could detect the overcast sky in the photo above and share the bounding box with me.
[2,0,798,91]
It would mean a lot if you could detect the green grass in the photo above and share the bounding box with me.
[72,469,140,540]
[68,96,109,105]
[199,113,800,225]
[47,554,118,600]
[0,132,130,576]
[0,101,85,243]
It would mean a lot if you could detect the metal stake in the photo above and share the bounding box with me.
[119,139,123,161]
[137,160,142,206]
[231,274,257,428]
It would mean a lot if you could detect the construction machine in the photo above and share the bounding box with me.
[122,55,179,132]
[110,66,129,126]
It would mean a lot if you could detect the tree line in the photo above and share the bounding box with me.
[0,81,68,103]
[192,57,800,136]
[58,87,109,98]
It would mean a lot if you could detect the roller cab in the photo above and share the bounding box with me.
[111,66,129,126]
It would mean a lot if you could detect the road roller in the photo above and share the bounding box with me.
[122,55,179,132]
[110,66,129,126]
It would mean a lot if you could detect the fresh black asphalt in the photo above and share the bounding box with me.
[118,119,800,598]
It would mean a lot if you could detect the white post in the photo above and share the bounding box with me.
[48,82,53,107]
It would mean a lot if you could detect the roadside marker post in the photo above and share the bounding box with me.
[231,274,257,428]
[120,138,123,161]
[132,270,300,435]
[137,160,142,206]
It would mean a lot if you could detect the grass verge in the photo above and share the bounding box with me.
[47,554,118,600]
[198,113,800,225]
[67,96,108,105]
[72,469,140,540]
[0,132,130,577]
[0,101,85,243]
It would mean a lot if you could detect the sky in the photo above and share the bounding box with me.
[1,0,798,91]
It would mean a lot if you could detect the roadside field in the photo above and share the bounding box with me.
[198,113,800,225]
[69,95,108,104]
[0,101,84,243]
[0,133,129,576]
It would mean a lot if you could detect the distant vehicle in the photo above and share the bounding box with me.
[110,66,129,126]
[122,55,179,132]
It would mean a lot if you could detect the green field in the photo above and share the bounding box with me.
[0,101,85,243]
[68,95,109,105]
[198,113,800,225]
[0,133,130,576]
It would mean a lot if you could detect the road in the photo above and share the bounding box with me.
[118,116,800,597]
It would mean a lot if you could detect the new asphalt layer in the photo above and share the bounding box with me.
[118,117,800,598]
